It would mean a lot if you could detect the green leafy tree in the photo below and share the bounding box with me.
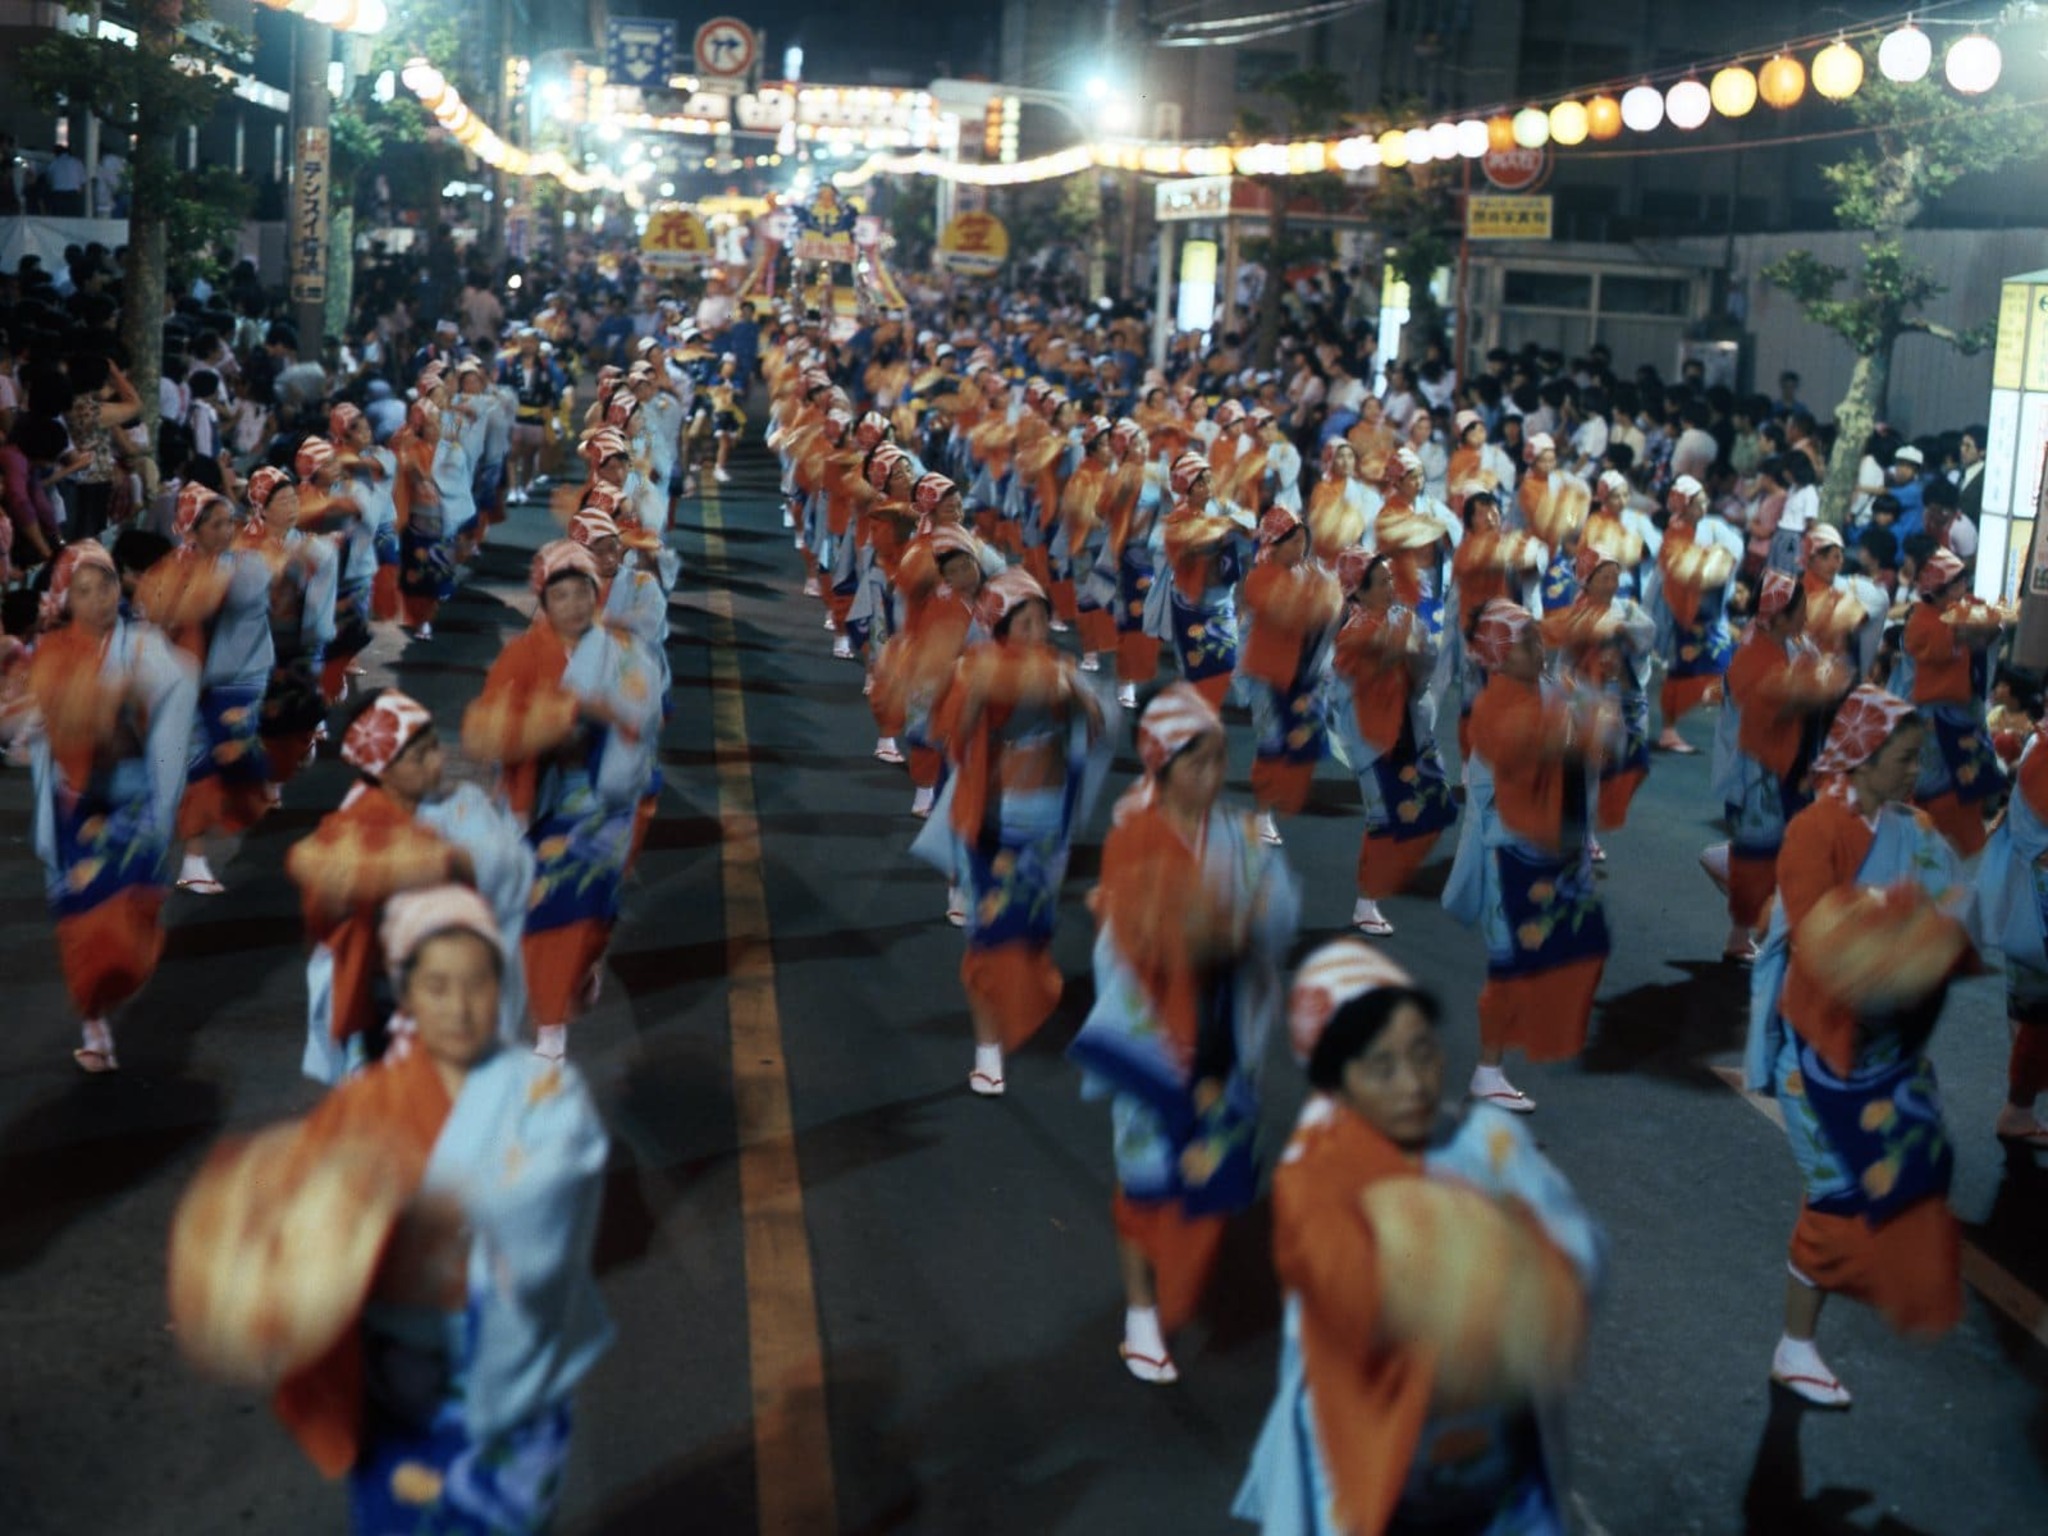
[21,0,238,437]
[1765,48,2033,525]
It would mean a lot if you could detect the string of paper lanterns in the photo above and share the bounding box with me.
[399,59,641,201]
[841,15,2009,189]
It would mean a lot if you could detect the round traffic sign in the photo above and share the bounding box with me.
[694,17,758,81]
[1482,146,1549,192]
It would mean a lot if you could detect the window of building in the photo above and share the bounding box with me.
[1503,270,1593,310]
[1602,276,1689,316]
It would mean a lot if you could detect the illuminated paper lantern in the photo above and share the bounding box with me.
[1585,95,1622,140]
[1456,119,1490,158]
[1619,84,1664,133]
[1404,128,1433,164]
[1945,34,2002,95]
[1487,115,1517,152]
[1511,106,1550,149]
[1878,23,1932,84]
[1812,39,1865,102]
[1759,54,1806,109]
[1548,100,1588,147]
[1378,129,1408,168]
[1428,121,1459,161]
[1709,66,1757,119]
[1665,78,1711,131]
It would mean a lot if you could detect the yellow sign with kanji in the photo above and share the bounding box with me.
[641,207,714,270]
[1466,194,1553,242]
[936,211,1010,276]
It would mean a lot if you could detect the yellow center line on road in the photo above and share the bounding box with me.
[700,485,839,1534]
[1708,1062,2048,1350]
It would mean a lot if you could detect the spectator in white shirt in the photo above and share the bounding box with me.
[41,146,86,215]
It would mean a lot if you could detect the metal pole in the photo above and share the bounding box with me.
[1219,213,1239,338]
[1455,157,1471,385]
[1151,217,1175,371]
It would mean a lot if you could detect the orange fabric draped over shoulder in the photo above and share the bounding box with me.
[473,621,575,820]
[1093,804,1206,1062]
[271,1049,453,1478]
[1467,676,1568,851]
[1728,634,1804,779]
[1450,540,1511,640]
[1273,1105,1435,1536]
[292,787,447,1055]
[1334,612,1413,756]
[1163,508,1239,602]
[1775,792,1878,1077]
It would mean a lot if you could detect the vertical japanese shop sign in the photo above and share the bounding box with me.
[291,127,331,306]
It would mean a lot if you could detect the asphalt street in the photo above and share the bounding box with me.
[3,450,2047,1535]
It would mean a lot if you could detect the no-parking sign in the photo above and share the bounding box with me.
[693,17,758,94]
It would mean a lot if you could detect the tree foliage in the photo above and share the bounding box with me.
[1763,59,2020,363]
[331,0,470,219]
[1761,41,2037,521]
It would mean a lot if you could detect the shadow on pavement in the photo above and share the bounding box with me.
[1580,961,1749,1089]
[1742,1384,1936,1534]
[0,1078,224,1273]
[561,1421,755,1535]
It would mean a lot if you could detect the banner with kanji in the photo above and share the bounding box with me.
[641,207,714,270]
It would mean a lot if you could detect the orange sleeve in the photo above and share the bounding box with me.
[1272,1152,1384,1357]
[1776,798,1875,1070]
[1777,799,1856,936]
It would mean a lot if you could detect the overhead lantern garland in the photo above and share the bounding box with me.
[1710,65,1758,119]
[1549,100,1589,147]
[1619,83,1665,133]
[1665,78,1712,131]
[399,58,638,201]
[1512,106,1550,149]
[1945,32,2002,94]
[1879,21,1933,83]
[1812,37,1867,101]
[832,8,2026,191]
[1758,52,1808,109]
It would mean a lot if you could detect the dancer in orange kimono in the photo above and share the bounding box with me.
[1332,551,1458,937]
[1238,507,1342,845]
[1104,418,1165,709]
[464,540,661,1061]
[27,541,197,1071]
[1653,476,1739,753]
[1905,548,2006,856]
[1443,600,1612,1113]
[1069,685,1299,1382]
[920,568,1105,1094]
[1235,940,1602,1534]
[1306,438,1373,563]
[139,483,283,894]
[1063,415,1119,670]
[1162,452,1257,710]
[1747,687,1977,1407]
[1712,572,1841,960]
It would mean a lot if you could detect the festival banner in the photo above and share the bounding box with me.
[935,211,1009,276]
[641,206,714,270]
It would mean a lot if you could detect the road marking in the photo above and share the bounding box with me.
[1709,1063,2048,1350]
[701,487,839,1534]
